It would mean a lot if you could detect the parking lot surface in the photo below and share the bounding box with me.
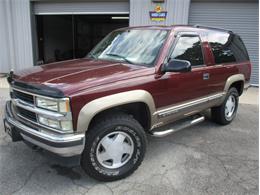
[0,87,258,195]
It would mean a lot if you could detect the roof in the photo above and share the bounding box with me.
[117,25,233,33]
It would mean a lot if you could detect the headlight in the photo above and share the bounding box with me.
[36,96,72,132]
[36,97,70,113]
[38,115,73,132]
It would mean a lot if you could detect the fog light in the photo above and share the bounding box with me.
[38,115,73,132]
[38,116,60,129]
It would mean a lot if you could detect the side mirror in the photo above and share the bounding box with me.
[162,59,191,73]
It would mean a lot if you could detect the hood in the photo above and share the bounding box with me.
[14,59,152,95]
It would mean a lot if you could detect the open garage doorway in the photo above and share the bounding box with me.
[36,15,129,64]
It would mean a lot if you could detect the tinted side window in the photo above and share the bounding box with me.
[208,31,236,64]
[230,35,250,62]
[171,36,204,66]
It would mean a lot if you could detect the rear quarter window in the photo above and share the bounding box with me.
[230,35,250,62]
[208,31,249,64]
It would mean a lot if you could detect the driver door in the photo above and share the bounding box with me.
[155,32,212,120]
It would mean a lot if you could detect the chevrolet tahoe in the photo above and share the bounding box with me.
[4,25,251,181]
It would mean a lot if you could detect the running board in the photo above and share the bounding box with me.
[150,115,205,137]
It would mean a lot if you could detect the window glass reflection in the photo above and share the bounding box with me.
[88,29,168,66]
[171,36,204,66]
[208,31,249,64]
[208,31,235,64]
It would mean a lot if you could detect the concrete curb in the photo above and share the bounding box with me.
[240,87,259,105]
[0,77,8,88]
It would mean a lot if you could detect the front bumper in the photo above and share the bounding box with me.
[4,101,85,157]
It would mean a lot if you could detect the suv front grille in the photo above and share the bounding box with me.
[16,106,37,122]
[13,90,34,104]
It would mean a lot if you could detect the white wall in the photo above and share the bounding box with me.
[0,0,34,73]
[0,0,11,73]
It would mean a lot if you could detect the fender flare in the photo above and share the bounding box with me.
[218,74,245,104]
[76,90,156,132]
[224,74,245,92]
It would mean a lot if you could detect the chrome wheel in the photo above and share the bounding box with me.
[96,131,134,169]
[225,94,236,120]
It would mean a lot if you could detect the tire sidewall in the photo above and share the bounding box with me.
[223,88,239,122]
[82,117,146,180]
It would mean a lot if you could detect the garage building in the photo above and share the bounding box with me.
[0,0,258,85]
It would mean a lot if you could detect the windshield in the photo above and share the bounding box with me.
[87,29,168,66]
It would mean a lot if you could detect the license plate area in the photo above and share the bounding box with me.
[4,120,12,136]
[4,120,23,142]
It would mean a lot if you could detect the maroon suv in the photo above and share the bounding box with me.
[4,25,251,181]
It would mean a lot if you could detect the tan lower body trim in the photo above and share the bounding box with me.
[151,92,225,129]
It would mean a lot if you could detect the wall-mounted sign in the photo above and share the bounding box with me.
[149,5,167,21]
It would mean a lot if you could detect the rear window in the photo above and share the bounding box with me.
[208,31,249,64]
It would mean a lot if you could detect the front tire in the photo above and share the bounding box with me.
[211,87,239,125]
[81,113,147,181]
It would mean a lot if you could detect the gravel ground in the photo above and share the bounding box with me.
[0,87,258,195]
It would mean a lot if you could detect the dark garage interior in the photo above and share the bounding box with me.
[36,15,129,64]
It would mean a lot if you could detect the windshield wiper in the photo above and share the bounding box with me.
[106,53,135,64]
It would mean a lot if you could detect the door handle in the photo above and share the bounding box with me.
[203,73,210,80]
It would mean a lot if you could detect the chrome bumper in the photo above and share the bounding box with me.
[4,101,85,157]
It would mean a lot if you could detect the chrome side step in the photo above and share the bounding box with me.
[150,115,205,137]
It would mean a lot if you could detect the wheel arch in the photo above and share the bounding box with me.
[76,90,156,133]
[224,74,245,95]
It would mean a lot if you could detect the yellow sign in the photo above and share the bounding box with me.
[150,5,167,21]
[155,5,162,13]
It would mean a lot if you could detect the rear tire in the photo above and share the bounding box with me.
[211,87,239,125]
[81,113,147,181]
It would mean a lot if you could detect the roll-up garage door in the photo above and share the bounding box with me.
[33,1,129,15]
[32,1,129,64]
[189,1,259,85]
